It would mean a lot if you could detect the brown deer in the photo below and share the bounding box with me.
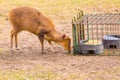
[9,6,71,53]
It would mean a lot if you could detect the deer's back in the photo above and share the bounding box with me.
[9,6,53,34]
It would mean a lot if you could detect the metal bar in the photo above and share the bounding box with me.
[87,17,89,40]
[72,18,77,54]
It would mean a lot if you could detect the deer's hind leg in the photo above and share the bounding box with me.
[10,29,19,50]
[15,33,19,49]
[11,30,14,50]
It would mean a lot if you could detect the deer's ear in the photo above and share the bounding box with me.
[62,34,66,39]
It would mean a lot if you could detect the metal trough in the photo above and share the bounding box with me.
[102,35,120,49]
[78,40,104,54]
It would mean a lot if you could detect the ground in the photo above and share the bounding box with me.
[0,0,120,80]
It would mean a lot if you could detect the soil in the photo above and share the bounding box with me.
[0,19,120,80]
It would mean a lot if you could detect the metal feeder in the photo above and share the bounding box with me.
[102,35,120,49]
[78,40,104,54]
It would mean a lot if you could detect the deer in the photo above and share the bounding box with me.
[9,6,71,54]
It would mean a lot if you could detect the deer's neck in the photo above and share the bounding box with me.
[45,30,63,42]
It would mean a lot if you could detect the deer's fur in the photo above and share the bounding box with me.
[9,6,71,53]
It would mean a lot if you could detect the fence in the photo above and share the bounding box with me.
[72,11,120,55]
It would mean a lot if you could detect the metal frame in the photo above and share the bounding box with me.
[72,12,120,55]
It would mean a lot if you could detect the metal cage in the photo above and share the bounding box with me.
[72,11,120,55]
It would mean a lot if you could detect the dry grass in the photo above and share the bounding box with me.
[0,0,120,23]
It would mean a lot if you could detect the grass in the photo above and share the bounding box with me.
[0,65,57,80]
[0,65,79,80]
[0,0,120,23]
[80,66,120,80]
[0,66,120,80]
[0,48,4,54]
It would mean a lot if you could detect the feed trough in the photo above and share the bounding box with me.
[102,35,120,49]
[72,12,120,55]
[78,40,104,54]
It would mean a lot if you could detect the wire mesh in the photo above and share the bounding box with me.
[72,13,120,56]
